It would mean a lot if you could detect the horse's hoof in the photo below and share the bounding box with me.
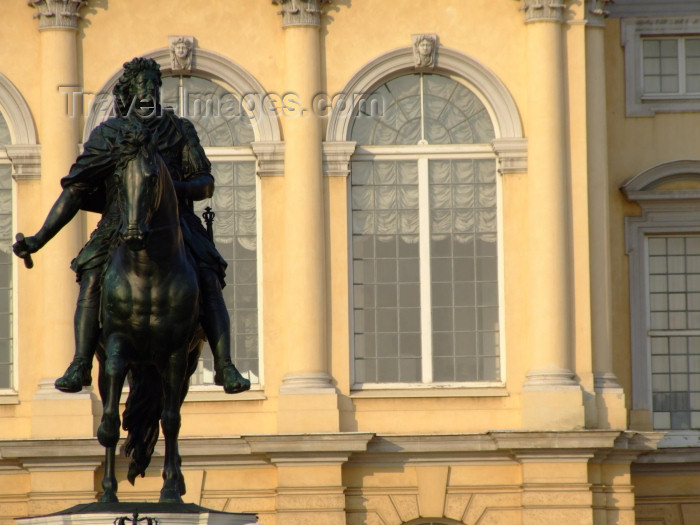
[214,365,251,394]
[99,491,119,503]
[159,488,183,504]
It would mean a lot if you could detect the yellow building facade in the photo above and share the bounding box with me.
[0,0,699,523]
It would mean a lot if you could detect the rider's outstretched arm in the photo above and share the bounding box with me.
[14,186,83,255]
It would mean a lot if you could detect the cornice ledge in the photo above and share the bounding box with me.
[252,141,285,177]
[6,144,41,181]
[368,433,497,454]
[271,0,332,27]
[244,432,374,456]
[518,0,567,23]
[28,0,89,31]
[492,138,527,175]
[323,141,356,177]
[490,430,624,451]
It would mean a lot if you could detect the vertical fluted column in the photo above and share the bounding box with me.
[272,0,339,434]
[519,0,585,429]
[30,0,93,437]
[586,0,626,429]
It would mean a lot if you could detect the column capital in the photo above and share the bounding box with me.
[28,0,88,30]
[586,0,612,28]
[518,0,567,23]
[272,0,332,27]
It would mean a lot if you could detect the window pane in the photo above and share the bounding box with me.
[192,162,259,385]
[648,235,700,429]
[172,76,254,146]
[430,160,499,382]
[0,112,10,146]
[0,165,11,389]
[351,161,421,383]
[349,74,494,145]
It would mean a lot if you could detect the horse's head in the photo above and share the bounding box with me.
[115,120,164,251]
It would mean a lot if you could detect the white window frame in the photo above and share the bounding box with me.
[621,17,700,117]
[623,160,700,423]
[0,148,17,401]
[348,143,506,391]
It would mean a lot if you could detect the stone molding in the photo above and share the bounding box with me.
[279,372,336,394]
[412,34,438,70]
[323,141,356,177]
[5,144,41,181]
[522,366,581,391]
[252,141,285,177]
[518,0,567,23]
[271,0,332,27]
[492,138,527,175]
[0,72,38,145]
[28,0,88,30]
[168,35,194,72]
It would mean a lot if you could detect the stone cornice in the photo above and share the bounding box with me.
[5,144,41,181]
[28,0,88,30]
[252,141,285,177]
[518,0,567,23]
[271,0,332,27]
[323,141,356,177]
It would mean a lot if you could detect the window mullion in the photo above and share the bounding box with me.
[418,157,432,383]
[679,38,687,95]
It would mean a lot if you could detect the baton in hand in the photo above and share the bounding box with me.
[14,233,34,269]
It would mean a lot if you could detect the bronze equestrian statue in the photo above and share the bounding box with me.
[13,57,251,502]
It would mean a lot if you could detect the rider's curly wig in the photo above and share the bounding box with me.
[112,57,162,117]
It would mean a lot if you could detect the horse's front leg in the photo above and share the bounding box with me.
[159,349,188,503]
[97,336,128,503]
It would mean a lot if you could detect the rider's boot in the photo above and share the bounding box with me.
[201,272,251,394]
[55,272,100,393]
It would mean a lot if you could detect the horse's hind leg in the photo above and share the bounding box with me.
[97,336,128,503]
[159,349,188,503]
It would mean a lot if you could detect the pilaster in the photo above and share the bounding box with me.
[585,0,626,429]
[271,0,339,432]
[517,0,585,429]
[30,0,93,436]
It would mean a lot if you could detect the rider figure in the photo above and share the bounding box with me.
[13,57,251,395]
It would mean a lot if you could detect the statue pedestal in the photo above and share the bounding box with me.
[15,503,257,525]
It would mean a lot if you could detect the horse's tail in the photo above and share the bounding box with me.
[122,364,162,485]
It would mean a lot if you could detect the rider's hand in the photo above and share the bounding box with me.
[12,235,42,259]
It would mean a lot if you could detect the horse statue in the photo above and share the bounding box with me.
[96,123,204,503]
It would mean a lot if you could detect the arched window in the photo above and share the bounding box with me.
[0,111,13,390]
[349,72,502,385]
[84,50,280,389]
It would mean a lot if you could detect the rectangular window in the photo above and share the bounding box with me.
[622,18,700,116]
[351,158,501,386]
[642,37,700,96]
[647,235,700,430]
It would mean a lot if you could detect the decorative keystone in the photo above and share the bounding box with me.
[28,0,88,30]
[271,0,332,27]
[519,0,567,23]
